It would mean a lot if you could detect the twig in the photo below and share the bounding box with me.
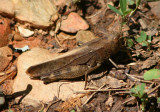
[76,88,129,94]
[109,58,119,69]
[0,70,16,85]
[125,73,141,82]
[148,82,155,90]
[44,99,61,112]
[137,11,152,20]
[147,83,160,95]
[82,83,107,106]
[38,101,45,112]
[131,17,137,24]
[54,19,63,47]
[57,82,70,98]
[122,96,135,105]
[0,65,16,76]
[55,35,63,47]
[114,91,130,95]
[125,73,152,84]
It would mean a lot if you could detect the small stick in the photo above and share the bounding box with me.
[82,83,107,106]
[38,101,45,112]
[147,83,160,95]
[57,82,70,98]
[77,88,128,94]
[55,35,63,47]
[114,91,130,95]
[125,73,140,82]
[148,82,155,90]
[137,11,152,20]
[122,96,135,105]
[125,73,152,84]
[0,71,16,85]
[44,99,61,112]
[109,58,119,69]
[0,65,17,84]
[0,65,16,76]
[54,19,63,47]
[131,17,137,24]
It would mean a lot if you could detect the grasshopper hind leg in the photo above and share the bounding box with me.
[84,63,101,90]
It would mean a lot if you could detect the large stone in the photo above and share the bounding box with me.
[13,48,84,107]
[0,0,58,27]
[0,0,14,16]
[60,12,89,33]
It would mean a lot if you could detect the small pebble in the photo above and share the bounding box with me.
[18,26,34,37]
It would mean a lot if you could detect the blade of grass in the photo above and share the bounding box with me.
[136,0,141,8]
[120,0,127,14]
[108,4,123,16]
[123,9,132,16]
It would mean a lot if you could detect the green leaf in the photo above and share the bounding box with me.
[157,97,160,103]
[108,4,123,16]
[140,31,147,40]
[127,0,134,5]
[127,39,134,47]
[138,83,145,98]
[144,69,160,80]
[136,31,147,43]
[130,83,145,98]
[141,41,148,46]
[70,110,76,112]
[136,36,143,43]
[39,110,44,112]
[120,0,127,14]
[123,9,133,16]
[136,0,141,8]
[8,109,13,112]
[147,35,152,41]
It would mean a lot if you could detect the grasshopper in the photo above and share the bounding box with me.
[26,33,120,87]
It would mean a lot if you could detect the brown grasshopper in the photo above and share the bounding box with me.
[26,33,120,86]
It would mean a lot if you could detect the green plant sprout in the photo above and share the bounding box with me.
[8,108,13,112]
[108,0,141,48]
[135,31,152,47]
[108,0,141,30]
[127,0,135,5]
[157,97,160,103]
[127,38,134,47]
[70,109,76,112]
[130,69,160,111]
[130,83,148,111]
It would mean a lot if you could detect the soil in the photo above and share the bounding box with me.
[0,0,160,112]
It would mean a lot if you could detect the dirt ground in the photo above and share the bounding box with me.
[0,0,160,112]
